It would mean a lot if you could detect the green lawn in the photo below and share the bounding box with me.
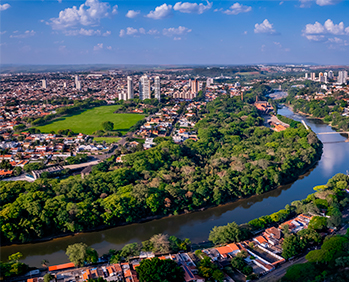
[36,105,145,135]
[93,137,121,144]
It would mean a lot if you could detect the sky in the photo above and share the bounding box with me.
[1,0,349,65]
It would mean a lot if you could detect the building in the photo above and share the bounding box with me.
[305,73,308,79]
[328,70,334,80]
[118,91,127,101]
[338,71,348,85]
[76,80,81,90]
[154,76,160,101]
[319,72,325,83]
[41,79,47,89]
[139,75,150,100]
[206,77,214,87]
[127,76,134,100]
[75,75,79,85]
[311,72,316,81]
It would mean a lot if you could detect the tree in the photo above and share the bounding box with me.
[43,273,54,282]
[102,121,114,131]
[150,233,170,254]
[136,257,184,282]
[308,216,327,230]
[282,235,302,259]
[231,257,245,270]
[66,243,98,267]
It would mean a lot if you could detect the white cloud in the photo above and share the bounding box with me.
[148,29,160,35]
[103,30,111,36]
[254,19,277,34]
[305,35,326,41]
[173,1,212,14]
[112,5,118,15]
[303,19,347,41]
[223,3,252,15]
[64,28,101,36]
[106,46,112,50]
[0,3,10,11]
[316,0,341,6]
[126,10,140,18]
[93,43,103,50]
[0,31,6,35]
[173,37,182,40]
[146,3,173,20]
[50,0,112,29]
[119,27,150,37]
[300,0,341,7]
[163,26,192,37]
[324,19,345,35]
[299,0,313,8]
[10,30,36,38]
[126,27,139,36]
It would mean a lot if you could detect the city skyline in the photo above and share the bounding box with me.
[1,0,349,65]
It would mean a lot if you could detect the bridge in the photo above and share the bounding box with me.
[317,132,349,135]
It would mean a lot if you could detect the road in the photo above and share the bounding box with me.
[257,255,307,282]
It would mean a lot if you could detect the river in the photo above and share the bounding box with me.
[1,107,349,268]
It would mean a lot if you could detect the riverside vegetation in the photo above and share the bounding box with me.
[2,173,348,281]
[0,95,322,244]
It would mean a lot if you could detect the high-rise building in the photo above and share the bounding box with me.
[338,71,348,85]
[305,73,308,79]
[319,72,325,83]
[127,76,134,100]
[63,82,67,88]
[311,73,316,81]
[76,80,81,90]
[328,70,334,80]
[206,77,214,87]
[154,76,160,101]
[190,79,198,95]
[41,79,47,89]
[75,75,79,85]
[118,91,127,101]
[139,75,150,100]
[324,72,328,83]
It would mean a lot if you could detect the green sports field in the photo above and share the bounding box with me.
[93,137,121,144]
[36,105,145,135]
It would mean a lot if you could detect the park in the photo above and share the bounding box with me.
[35,105,145,135]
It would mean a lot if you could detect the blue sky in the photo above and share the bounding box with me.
[1,0,349,65]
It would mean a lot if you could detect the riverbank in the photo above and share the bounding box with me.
[1,145,322,248]
[284,103,348,135]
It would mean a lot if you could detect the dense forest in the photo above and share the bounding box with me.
[0,96,322,244]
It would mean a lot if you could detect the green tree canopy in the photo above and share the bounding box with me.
[136,257,184,282]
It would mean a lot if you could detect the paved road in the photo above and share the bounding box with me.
[257,256,307,282]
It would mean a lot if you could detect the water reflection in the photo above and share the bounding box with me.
[1,107,349,267]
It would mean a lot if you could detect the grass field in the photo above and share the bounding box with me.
[93,137,121,144]
[36,105,145,135]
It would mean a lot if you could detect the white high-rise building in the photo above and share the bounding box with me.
[76,80,81,90]
[338,71,348,85]
[328,70,334,80]
[118,91,127,101]
[311,73,316,81]
[206,77,214,87]
[305,73,309,79]
[75,75,79,85]
[63,82,67,88]
[127,76,134,100]
[154,76,160,101]
[324,72,328,83]
[139,75,150,100]
[41,79,47,89]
